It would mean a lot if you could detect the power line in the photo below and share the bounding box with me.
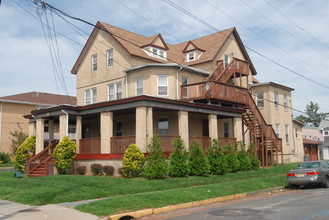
[161,0,329,90]
[263,0,329,50]
[239,0,329,61]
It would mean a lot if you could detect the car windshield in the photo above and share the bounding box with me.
[298,162,321,169]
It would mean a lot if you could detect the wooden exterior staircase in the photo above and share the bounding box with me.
[27,140,58,177]
[181,57,283,167]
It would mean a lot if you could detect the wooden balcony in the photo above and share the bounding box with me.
[111,135,136,153]
[181,81,248,105]
[79,138,101,154]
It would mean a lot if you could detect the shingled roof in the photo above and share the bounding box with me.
[71,21,256,75]
[0,92,77,106]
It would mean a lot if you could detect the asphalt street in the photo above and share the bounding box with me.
[142,187,329,220]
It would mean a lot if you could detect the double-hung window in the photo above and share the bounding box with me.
[285,125,290,144]
[283,94,288,110]
[256,91,264,108]
[182,77,188,98]
[274,92,279,109]
[158,117,169,135]
[108,82,122,101]
[158,75,168,96]
[107,49,113,67]
[295,128,298,138]
[188,52,195,61]
[91,54,97,72]
[224,54,231,68]
[224,122,229,138]
[135,77,143,96]
[84,88,97,105]
[275,123,280,138]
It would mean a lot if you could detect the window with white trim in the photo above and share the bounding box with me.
[275,123,280,138]
[224,54,231,68]
[84,88,97,105]
[283,94,288,110]
[182,77,188,98]
[91,54,97,72]
[256,91,264,108]
[108,82,122,101]
[135,77,143,96]
[285,124,290,144]
[324,130,329,136]
[274,92,279,109]
[107,49,113,67]
[224,122,229,138]
[157,75,168,96]
[145,46,167,59]
[158,117,169,135]
[187,52,195,61]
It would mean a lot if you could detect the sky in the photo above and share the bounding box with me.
[1,0,329,117]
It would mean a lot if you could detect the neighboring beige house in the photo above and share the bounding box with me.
[0,92,76,154]
[250,82,304,163]
[26,22,284,176]
[302,126,323,161]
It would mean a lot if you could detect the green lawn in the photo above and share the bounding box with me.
[0,163,14,167]
[0,163,297,216]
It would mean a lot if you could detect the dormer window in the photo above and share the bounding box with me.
[144,46,167,60]
[188,52,195,61]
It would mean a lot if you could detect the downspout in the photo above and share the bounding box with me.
[61,110,69,136]
[176,65,183,99]
[125,73,128,98]
[0,101,4,150]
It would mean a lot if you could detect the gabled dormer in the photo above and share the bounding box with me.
[142,34,168,60]
[182,41,205,62]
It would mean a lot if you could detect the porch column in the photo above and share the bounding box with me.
[100,112,113,154]
[48,119,54,142]
[59,114,68,140]
[136,107,147,152]
[75,116,82,154]
[233,117,243,142]
[178,111,189,148]
[28,122,36,136]
[36,118,45,154]
[146,107,153,146]
[208,114,218,141]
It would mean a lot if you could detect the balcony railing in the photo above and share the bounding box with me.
[79,138,101,154]
[180,81,248,104]
[111,135,136,154]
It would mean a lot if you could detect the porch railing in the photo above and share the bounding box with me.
[79,138,101,154]
[180,81,248,104]
[159,135,180,152]
[111,135,136,153]
[217,138,237,147]
[189,136,211,151]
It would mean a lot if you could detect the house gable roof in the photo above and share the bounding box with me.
[71,22,257,75]
[0,92,76,106]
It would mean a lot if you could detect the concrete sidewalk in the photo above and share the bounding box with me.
[0,200,99,220]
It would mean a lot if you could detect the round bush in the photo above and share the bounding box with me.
[53,136,76,174]
[122,144,145,178]
[76,166,86,175]
[91,163,103,175]
[13,135,36,172]
[103,165,115,176]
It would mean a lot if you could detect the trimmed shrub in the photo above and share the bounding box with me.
[168,138,189,177]
[207,139,228,175]
[91,164,103,175]
[250,154,261,170]
[223,144,240,173]
[122,144,145,178]
[237,142,252,171]
[13,135,36,172]
[53,136,77,174]
[189,142,210,176]
[118,167,123,176]
[142,135,168,179]
[103,165,115,176]
[0,152,11,164]
[76,166,86,175]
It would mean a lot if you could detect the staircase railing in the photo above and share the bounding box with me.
[27,140,58,175]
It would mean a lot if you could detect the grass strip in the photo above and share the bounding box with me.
[0,163,297,205]
[75,175,287,216]
[0,163,14,167]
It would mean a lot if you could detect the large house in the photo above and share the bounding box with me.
[26,22,289,176]
[250,82,304,163]
[0,92,76,154]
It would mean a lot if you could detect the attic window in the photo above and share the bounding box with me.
[144,46,167,60]
[187,52,195,61]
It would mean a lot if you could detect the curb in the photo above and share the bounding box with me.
[107,187,285,220]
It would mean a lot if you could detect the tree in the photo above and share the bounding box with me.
[122,144,145,178]
[168,138,189,177]
[142,135,168,179]
[188,142,210,176]
[9,127,28,156]
[295,101,329,127]
[12,135,36,172]
[53,136,77,174]
[207,139,228,175]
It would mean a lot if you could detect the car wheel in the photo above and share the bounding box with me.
[323,176,329,188]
